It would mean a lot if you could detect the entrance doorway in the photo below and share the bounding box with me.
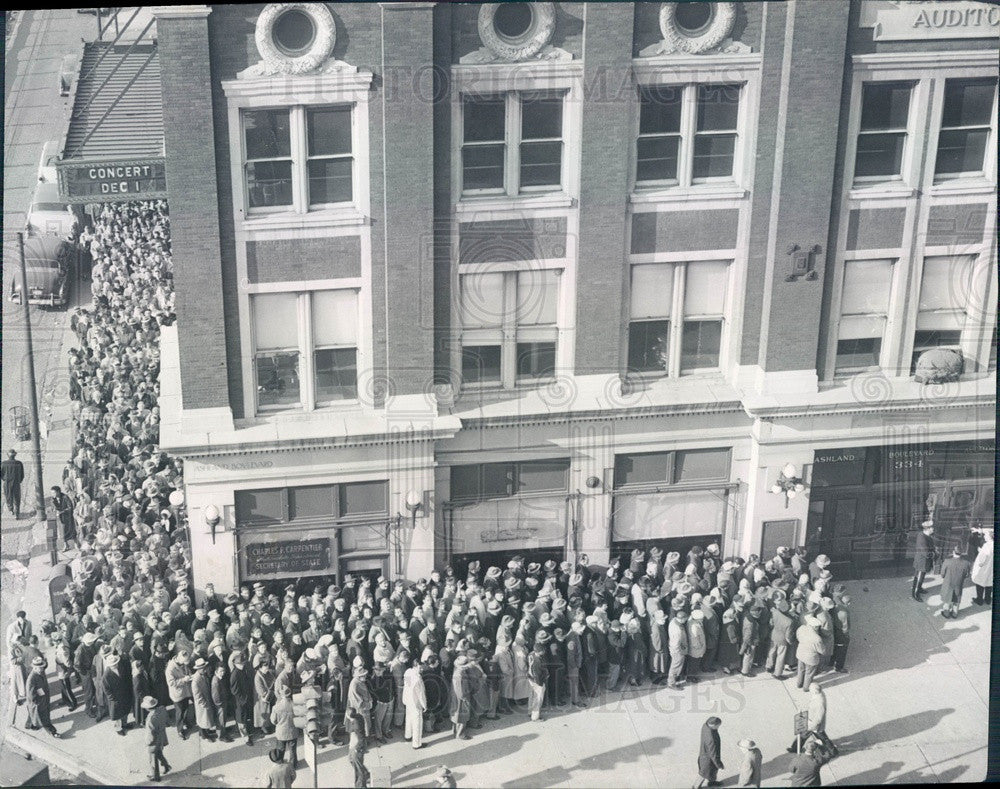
[340,555,388,586]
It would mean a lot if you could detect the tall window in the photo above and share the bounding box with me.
[235,481,388,526]
[934,78,997,178]
[461,92,565,195]
[835,259,894,375]
[628,261,729,375]
[854,82,913,180]
[614,448,730,488]
[252,289,359,411]
[242,105,353,213]
[911,255,973,372]
[459,268,560,387]
[635,83,741,188]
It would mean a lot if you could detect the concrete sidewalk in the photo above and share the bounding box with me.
[1,575,988,787]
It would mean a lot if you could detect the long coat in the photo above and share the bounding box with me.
[146,705,169,748]
[649,620,668,673]
[913,531,936,573]
[191,670,217,730]
[495,645,515,697]
[450,664,474,724]
[26,670,51,728]
[939,556,971,604]
[253,669,275,729]
[971,540,993,588]
[511,642,531,700]
[271,696,297,742]
[697,722,724,781]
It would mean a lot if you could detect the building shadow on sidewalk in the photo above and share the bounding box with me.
[387,733,541,786]
[500,735,672,788]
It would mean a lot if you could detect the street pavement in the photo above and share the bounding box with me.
[3,575,989,787]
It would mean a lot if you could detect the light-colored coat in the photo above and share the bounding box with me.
[165,658,192,702]
[808,690,827,732]
[687,619,707,659]
[511,642,530,701]
[191,670,217,730]
[402,666,426,711]
[495,645,515,698]
[270,696,297,742]
[971,540,993,588]
[146,705,169,748]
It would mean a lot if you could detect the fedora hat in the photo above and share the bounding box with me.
[105,653,120,668]
[192,657,208,670]
[815,554,831,568]
[82,632,99,646]
[141,696,159,710]
[534,629,551,644]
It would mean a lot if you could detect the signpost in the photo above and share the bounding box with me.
[794,710,809,754]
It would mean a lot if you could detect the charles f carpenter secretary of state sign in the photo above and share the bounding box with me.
[862,0,1000,41]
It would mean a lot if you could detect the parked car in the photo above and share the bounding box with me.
[25,180,76,238]
[8,235,75,308]
[38,140,60,183]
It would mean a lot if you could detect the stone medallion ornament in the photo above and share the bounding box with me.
[244,3,348,77]
[461,2,572,64]
[640,2,751,57]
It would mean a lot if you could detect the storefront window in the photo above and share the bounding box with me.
[340,481,388,516]
[235,488,285,525]
[675,448,730,482]
[516,459,570,493]
[615,452,671,487]
[449,460,566,503]
[289,485,335,520]
[236,481,388,527]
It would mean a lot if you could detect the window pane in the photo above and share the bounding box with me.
[256,351,300,405]
[246,161,293,208]
[450,466,480,500]
[839,314,886,340]
[637,136,680,182]
[244,109,291,158]
[681,320,722,369]
[461,345,502,383]
[462,144,505,190]
[460,272,505,328]
[639,86,682,134]
[941,79,995,128]
[860,83,912,130]
[482,463,512,498]
[615,452,670,487]
[312,289,358,346]
[516,269,558,325]
[696,84,740,131]
[854,132,905,178]
[517,459,569,493]
[911,330,962,373]
[340,481,387,516]
[254,293,299,350]
[464,97,505,142]
[842,259,892,315]
[235,489,284,525]
[308,158,353,204]
[307,107,352,156]
[290,485,335,520]
[935,129,989,175]
[692,134,736,179]
[919,256,974,312]
[516,341,556,379]
[684,261,729,316]
[519,141,562,187]
[836,337,881,372]
[314,348,357,401]
[631,264,673,319]
[521,97,562,140]
[628,320,669,373]
[675,448,730,482]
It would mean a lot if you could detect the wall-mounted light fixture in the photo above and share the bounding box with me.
[404,490,423,528]
[204,503,221,544]
[770,463,807,508]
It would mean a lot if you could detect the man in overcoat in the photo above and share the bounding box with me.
[911,521,936,601]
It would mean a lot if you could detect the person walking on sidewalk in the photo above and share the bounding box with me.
[939,546,971,619]
[737,738,762,788]
[831,595,851,673]
[265,747,295,788]
[788,739,832,786]
[51,485,78,552]
[347,709,370,788]
[26,656,60,738]
[143,696,171,782]
[695,716,724,788]
[971,528,994,606]
[1,448,24,518]
[787,683,838,757]
[911,521,937,602]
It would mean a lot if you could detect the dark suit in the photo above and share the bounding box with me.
[0,457,25,517]
[912,531,936,598]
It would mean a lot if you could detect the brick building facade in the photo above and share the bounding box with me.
[153,2,997,593]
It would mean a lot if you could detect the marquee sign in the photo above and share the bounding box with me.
[244,537,332,577]
[863,1,1000,41]
[57,158,167,204]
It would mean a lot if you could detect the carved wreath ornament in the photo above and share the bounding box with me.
[477,2,556,61]
[253,3,336,76]
[659,2,736,54]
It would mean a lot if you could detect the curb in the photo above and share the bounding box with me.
[5,726,120,785]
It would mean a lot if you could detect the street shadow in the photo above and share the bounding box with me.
[836,760,969,785]
[502,735,671,787]
[834,707,954,753]
[389,733,540,785]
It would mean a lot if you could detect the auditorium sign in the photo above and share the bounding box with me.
[58,159,168,204]
[243,537,332,578]
[863,1,1000,41]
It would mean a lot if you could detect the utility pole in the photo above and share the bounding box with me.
[17,233,54,565]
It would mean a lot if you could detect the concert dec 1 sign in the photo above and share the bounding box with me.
[58,159,168,203]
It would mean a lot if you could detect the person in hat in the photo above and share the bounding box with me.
[667,610,689,689]
[25,656,59,737]
[766,597,795,679]
[132,656,152,727]
[717,609,741,674]
[402,656,427,748]
[971,528,994,606]
[166,650,194,738]
[687,609,707,682]
[271,686,299,767]
[346,708,370,788]
[739,606,762,677]
[143,696,171,782]
[696,716,724,788]
[264,746,295,789]
[450,655,475,739]
[648,610,668,684]
[788,737,832,786]
[737,738,763,788]
[911,521,938,602]
[526,641,548,721]
[938,544,971,619]
[102,651,133,735]
[347,663,373,740]
[73,631,100,717]
[1,448,24,518]
[51,485,78,552]
[787,682,838,759]
[191,656,218,741]
[434,765,458,788]
[795,616,824,690]
[370,660,395,743]
[254,659,276,736]
[211,662,234,742]
[230,650,255,745]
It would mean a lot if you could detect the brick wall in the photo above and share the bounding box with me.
[158,11,229,411]
[575,3,634,376]
[631,210,739,255]
[246,237,362,284]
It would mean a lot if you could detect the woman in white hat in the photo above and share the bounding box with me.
[737,738,762,787]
